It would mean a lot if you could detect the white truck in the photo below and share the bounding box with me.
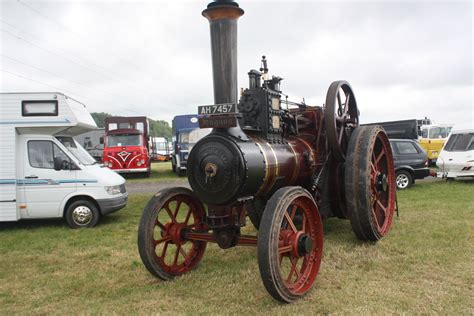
[75,128,105,162]
[0,92,128,228]
[150,136,170,161]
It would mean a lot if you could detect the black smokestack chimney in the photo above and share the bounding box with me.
[202,0,244,106]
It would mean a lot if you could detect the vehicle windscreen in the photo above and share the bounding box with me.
[444,133,474,152]
[179,132,190,144]
[155,142,167,150]
[429,126,452,139]
[107,134,142,147]
[56,136,97,165]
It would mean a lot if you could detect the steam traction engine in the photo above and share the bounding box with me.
[138,0,396,303]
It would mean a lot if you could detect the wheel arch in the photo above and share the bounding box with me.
[395,166,415,179]
[62,194,101,217]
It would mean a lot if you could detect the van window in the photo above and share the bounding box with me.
[396,142,418,154]
[56,136,96,165]
[179,132,190,144]
[118,123,131,129]
[445,133,474,152]
[136,122,144,132]
[421,128,428,138]
[22,100,58,116]
[429,126,452,139]
[107,134,142,147]
[28,141,69,169]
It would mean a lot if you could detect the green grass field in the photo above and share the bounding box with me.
[1,181,473,314]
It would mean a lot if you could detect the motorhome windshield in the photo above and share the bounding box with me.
[107,134,142,147]
[56,136,97,165]
[444,133,474,152]
[429,126,452,139]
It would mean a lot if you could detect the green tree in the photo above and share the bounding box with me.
[91,112,112,128]
[149,119,172,139]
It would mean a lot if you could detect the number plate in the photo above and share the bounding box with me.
[198,103,236,115]
[199,115,237,128]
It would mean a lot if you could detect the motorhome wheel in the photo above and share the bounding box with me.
[65,200,100,228]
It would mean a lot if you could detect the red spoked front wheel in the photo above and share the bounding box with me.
[258,186,323,303]
[138,187,207,280]
[345,125,396,241]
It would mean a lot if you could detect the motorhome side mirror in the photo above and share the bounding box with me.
[62,160,71,170]
[53,157,63,171]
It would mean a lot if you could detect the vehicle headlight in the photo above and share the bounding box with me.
[140,159,145,164]
[431,151,438,155]
[105,185,121,195]
[184,154,189,160]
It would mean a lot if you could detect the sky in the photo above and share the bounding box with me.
[0,0,472,129]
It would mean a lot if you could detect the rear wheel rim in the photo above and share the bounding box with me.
[369,132,396,236]
[396,174,409,188]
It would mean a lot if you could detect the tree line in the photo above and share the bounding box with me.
[91,112,172,139]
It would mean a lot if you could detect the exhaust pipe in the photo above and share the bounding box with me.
[202,0,247,139]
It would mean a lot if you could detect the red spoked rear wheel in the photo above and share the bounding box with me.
[345,126,396,241]
[258,187,323,303]
[138,187,207,280]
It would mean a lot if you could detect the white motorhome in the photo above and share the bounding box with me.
[437,129,474,180]
[0,92,128,228]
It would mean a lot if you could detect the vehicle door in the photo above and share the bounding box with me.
[22,137,77,218]
[418,126,431,156]
[390,141,401,169]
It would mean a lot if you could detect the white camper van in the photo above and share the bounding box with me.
[0,93,128,228]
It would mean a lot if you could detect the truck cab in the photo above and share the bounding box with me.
[171,115,199,176]
[419,124,453,164]
[102,116,151,177]
[0,93,128,228]
[171,115,211,177]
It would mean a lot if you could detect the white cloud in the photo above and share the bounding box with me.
[0,0,472,129]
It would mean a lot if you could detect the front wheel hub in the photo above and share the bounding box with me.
[297,234,313,256]
[163,222,187,245]
[376,173,388,192]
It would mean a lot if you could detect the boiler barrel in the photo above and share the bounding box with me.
[187,134,316,205]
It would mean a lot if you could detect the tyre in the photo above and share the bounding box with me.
[257,186,323,303]
[65,199,100,228]
[137,187,207,280]
[345,125,396,241]
[395,170,412,189]
[177,168,186,177]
